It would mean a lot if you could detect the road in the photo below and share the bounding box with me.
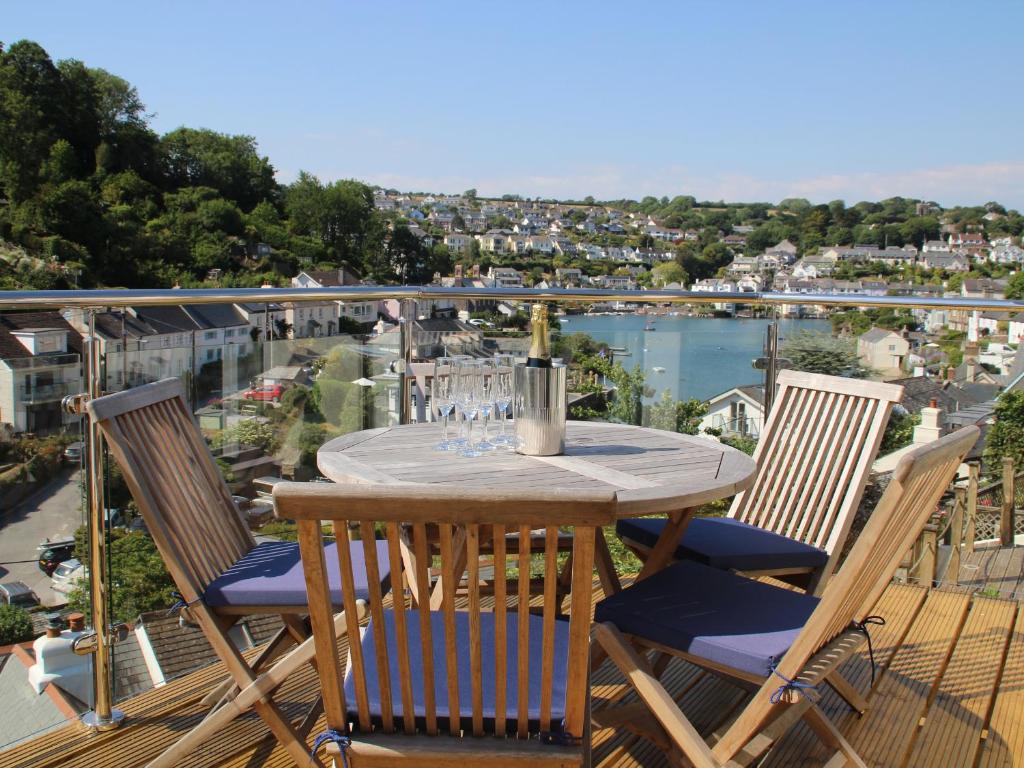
[0,468,84,607]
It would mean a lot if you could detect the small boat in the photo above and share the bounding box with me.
[644,320,656,331]
[652,366,666,373]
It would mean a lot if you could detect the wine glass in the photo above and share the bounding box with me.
[492,354,515,446]
[432,357,456,451]
[476,358,497,452]
[453,358,483,458]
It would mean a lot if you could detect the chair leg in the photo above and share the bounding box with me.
[145,605,364,768]
[592,622,719,768]
[824,670,869,715]
[201,619,302,709]
[801,703,868,768]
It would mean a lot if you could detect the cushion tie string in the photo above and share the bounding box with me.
[167,591,203,616]
[768,663,819,704]
[310,729,351,767]
[853,615,886,685]
[540,730,582,747]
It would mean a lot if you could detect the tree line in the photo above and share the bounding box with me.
[0,39,450,290]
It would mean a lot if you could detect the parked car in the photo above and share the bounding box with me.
[243,384,286,403]
[37,537,76,576]
[63,441,85,464]
[50,559,88,594]
[0,581,40,609]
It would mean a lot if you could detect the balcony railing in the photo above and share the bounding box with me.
[17,381,76,403]
[0,284,1021,734]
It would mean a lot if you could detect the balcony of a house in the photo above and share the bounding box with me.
[17,381,76,404]
[1,286,1024,768]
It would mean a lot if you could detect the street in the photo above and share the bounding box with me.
[0,469,84,607]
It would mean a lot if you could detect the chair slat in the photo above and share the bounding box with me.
[760,388,826,534]
[775,389,839,538]
[360,521,393,732]
[563,526,596,740]
[516,525,531,739]
[492,524,508,736]
[467,524,484,736]
[117,410,222,585]
[753,386,817,532]
[336,522,371,731]
[412,523,438,735]
[438,523,461,733]
[540,526,559,731]
[386,522,416,734]
[296,520,347,727]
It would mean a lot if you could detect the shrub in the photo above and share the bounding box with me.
[0,605,34,644]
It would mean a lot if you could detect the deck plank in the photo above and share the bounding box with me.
[977,607,1024,768]
[906,596,1017,768]
[761,582,928,768]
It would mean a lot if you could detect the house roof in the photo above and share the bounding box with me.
[860,326,899,343]
[0,312,83,361]
[707,383,765,407]
[883,376,961,414]
[135,610,283,686]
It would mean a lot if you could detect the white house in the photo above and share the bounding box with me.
[0,313,83,435]
[698,384,765,439]
[1008,312,1024,345]
[857,328,909,374]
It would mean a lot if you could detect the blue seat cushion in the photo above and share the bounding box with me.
[345,609,570,722]
[203,540,391,608]
[616,516,829,573]
[594,560,819,678]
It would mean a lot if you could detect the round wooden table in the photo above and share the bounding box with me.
[319,421,757,592]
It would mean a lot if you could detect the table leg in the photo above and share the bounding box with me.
[595,528,622,596]
[636,507,697,581]
[430,526,468,610]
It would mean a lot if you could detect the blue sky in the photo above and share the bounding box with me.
[5,1,1023,208]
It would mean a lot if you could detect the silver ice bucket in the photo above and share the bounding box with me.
[513,364,567,456]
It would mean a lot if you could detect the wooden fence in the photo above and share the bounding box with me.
[907,456,1022,586]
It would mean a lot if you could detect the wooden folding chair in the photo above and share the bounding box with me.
[87,379,391,768]
[593,425,979,768]
[618,370,904,594]
[273,481,615,767]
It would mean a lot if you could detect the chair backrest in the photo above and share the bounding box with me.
[730,370,904,568]
[87,379,255,602]
[273,482,617,746]
[714,425,979,763]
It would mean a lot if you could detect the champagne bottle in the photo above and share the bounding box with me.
[526,303,552,368]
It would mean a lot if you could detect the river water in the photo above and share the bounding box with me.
[558,314,830,402]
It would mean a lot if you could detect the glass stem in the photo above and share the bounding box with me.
[442,411,449,443]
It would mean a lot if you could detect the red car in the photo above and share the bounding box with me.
[243,384,286,402]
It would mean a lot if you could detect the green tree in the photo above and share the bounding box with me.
[1005,272,1024,300]
[0,604,34,644]
[648,389,708,435]
[68,530,175,623]
[983,390,1024,473]
[651,261,687,287]
[780,330,865,377]
[159,127,277,211]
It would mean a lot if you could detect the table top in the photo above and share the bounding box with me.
[318,421,757,518]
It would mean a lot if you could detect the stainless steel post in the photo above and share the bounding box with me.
[81,310,125,731]
[765,322,778,417]
[398,298,415,424]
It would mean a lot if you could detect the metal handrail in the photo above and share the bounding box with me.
[0,285,1022,312]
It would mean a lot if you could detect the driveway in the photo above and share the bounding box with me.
[0,468,83,608]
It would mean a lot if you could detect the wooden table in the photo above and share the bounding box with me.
[318,421,757,597]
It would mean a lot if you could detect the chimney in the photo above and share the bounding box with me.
[913,398,946,445]
[964,342,979,383]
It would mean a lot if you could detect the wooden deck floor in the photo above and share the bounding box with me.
[1,581,1022,768]
[943,544,1024,600]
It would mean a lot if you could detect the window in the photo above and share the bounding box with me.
[204,331,217,341]
[889,344,896,351]
[224,329,234,339]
